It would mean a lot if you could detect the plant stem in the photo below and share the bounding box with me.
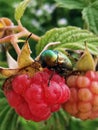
[17,20,40,41]
[0,26,19,32]
[0,19,40,55]
[10,36,21,55]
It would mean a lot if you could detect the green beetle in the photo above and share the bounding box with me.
[39,50,73,76]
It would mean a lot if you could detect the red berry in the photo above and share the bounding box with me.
[5,90,23,108]
[58,83,70,103]
[3,69,70,122]
[12,74,30,95]
[28,102,51,120]
[15,101,33,120]
[24,83,43,103]
[44,81,62,105]
[51,104,60,112]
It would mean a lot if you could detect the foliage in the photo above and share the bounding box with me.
[55,0,98,34]
[0,0,98,130]
[15,0,31,21]
[36,26,98,55]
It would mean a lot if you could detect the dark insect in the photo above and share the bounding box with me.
[25,33,73,77]
[39,49,73,76]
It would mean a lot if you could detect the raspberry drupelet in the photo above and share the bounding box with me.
[63,70,98,120]
[3,68,70,122]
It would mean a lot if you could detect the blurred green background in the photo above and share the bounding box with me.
[0,0,83,61]
[0,0,98,130]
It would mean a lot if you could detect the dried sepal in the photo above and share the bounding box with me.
[0,41,42,77]
[6,51,18,69]
[18,61,43,77]
[17,42,34,68]
[76,45,95,71]
[0,61,43,77]
[0,67,19,77]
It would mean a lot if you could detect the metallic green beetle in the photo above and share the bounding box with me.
[39,50,73,76]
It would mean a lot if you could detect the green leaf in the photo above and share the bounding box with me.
[36,26,98,56]
[68,117,98,130]
[82,1,98,34]
[18,118,39,130]
[15,0,31,21]
[0,88,18,130]
[55,0,89,9]
[0,108,17,130]
[17,109,69,130]
[0,61,8,68]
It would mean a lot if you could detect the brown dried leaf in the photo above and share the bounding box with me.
[0,67,19,77]
[17,42,34,68]
[0,61,43,77]
[18,61,43,77]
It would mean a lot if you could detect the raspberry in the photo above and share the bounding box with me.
[3,69,70,122]
[77,76,90,88]
[12,74,30,95]
[15,101,33,120]
[5,90,23,108]
[67,75,78,87]
[63,70,98,120]
[3,77,24,108]
[51,104,60,112]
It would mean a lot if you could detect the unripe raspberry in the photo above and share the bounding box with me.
[77,76,90,88]
[63,70,98,120]
[67,75,78,87]
[90,81,98,94]
[78,88,92,101]
[3,68,70,122]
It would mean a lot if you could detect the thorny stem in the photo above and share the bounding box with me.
[0,19,40,55]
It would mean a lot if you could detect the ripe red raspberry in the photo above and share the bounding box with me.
[3,69,70,122]
[3,77,24,108]
[12,74,30,95]
[63,70,98,120]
